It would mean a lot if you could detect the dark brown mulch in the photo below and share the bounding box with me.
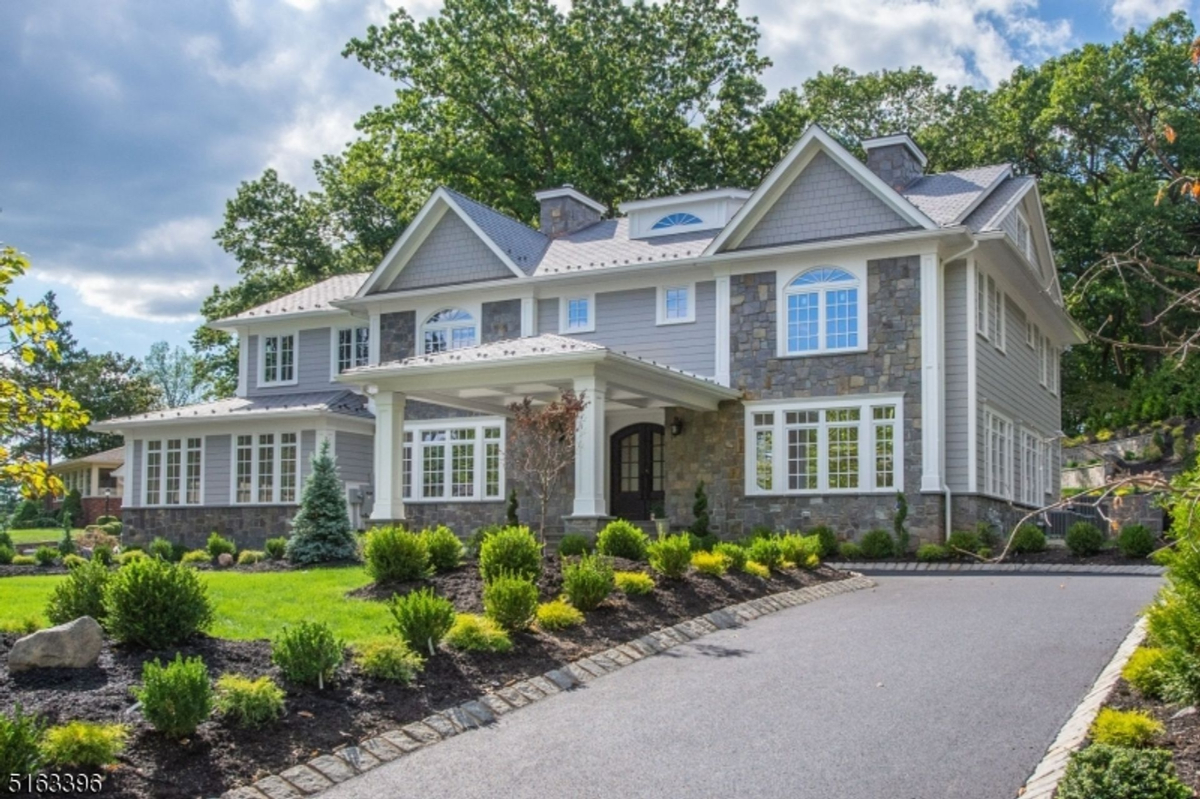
[1,559,846,799]
[1101,678,1200,789]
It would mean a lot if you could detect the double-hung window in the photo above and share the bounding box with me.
[987,277,1006,351]
[234,432,300,504]
[335,327,369,374]
[405,419,505,501]
[656,284,695,325]
[782,266,863,355]
[976,268,988,338]
[1016,211,1035,262]
[1020,428,1042,506]
[746,397,902,494]
[261,334,296,385]
[984,409,1013,500]
[560,295,595,333]
[142,437,203,506]
[1037,334,1048,387]
[423,308,477,354]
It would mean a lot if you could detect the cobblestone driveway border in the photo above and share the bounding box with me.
[827,561,1163,576]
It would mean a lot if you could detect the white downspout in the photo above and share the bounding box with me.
[938,238,980,540]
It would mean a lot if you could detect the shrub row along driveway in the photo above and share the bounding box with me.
[324,574,1161,799]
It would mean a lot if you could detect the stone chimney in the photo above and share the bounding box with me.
[534,185,605,238]
[862,133,928,191]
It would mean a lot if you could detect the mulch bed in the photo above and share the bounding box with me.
[1,557,847,799]
[1101,679,1200,789]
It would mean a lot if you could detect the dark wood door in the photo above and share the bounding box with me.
[610,423,665,520]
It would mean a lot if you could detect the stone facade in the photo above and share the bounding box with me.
[538,193,602,238]
[380,310,416,363]
[121,505,297,550]
[482,299,521,344]
[866,142,924,191]
[950,495,1031,542]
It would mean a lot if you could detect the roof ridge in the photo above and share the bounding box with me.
[441,186,548,241]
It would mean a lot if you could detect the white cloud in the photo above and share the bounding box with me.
[1109,0,1190,28]
[264,101,361,189]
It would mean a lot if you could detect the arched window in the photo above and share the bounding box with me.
[784,266,861,355]
[651,212,703,230]
[423,308,477,354]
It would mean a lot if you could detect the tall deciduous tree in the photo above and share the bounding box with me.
[143,341,200,408]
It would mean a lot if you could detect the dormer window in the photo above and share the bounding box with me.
[260,333,296,386]
[651,212,703,231]
[423,308,477,354]
[781,265,865,356]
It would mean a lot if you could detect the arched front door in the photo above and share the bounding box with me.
[609,423,665,520]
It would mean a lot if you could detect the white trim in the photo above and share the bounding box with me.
[520,296,536,337]
[715,275,731,387]
[236,333,248,398]
[139,435,206,508]
[533,186,606,214]
[419,303,483,355]
[258,331,299,388]
[982,405,1014,501]
[330,324,370,380]
[619,188,751,213]
[368,312,382,366]
[572,375,607,516]
[861,133,928,167]
[919,250,943,492]
[655,282,696,326]
[743,393,905,497]
[229,428,304,507]
[404,415,507,504]
[775,259,868,358]
[966,259,979,493]
[558,293,596,333]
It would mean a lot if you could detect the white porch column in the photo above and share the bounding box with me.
[572,375,607,517]
[919,250,945,492]
[371,389,407,522]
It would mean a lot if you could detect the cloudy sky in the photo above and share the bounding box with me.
[0,0,1188,358]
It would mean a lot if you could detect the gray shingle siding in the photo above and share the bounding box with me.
[538,281,716,375]
[204,434,231,505]
[1000,205,1041,272]
[335,431,373,485]
[129,440,142,507]
[737,151,913,249]
[943,262,971,492]
[247,328,332,397]
[386,212,515,292]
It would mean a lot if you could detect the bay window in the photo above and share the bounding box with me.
[234,431,300,504]
[261,333,296,385]
[782,266,864,355]
[142,437,203,506]
[746,397,902,494]
[403,419,505,502]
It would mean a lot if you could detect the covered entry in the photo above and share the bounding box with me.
[610,423,665,520]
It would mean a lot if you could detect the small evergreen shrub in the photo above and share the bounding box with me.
[691,480,711,536]
[917,543,949,562]
[119,549,147,565]
[810,525,838,557]
[1056,744,1190,799]
[536,599,584,630]
[389,588,456,655]
[286,439,358,564]
[1011,524,1046,554]
[0,530,11,549]
[1118,524,1156,559]
[691,550,729,575]
[977,546,993,559]
[745,537,783,570]
[148,537,175,561]
[614,570,655,595]
[180,549,209,565]
[714,542,746,570]
[837,542,862,560]
[596,519,650,561]
[40,721,127,767]
[91,544,113,566]
[62,553,85,569]
[353,638,424,682]
[465,524,501,558]
[778,534,821,565]
[105,558,214,648]
[34,546,58,566]
[206,532,236,559]
[421,525,464,572]
[0,544,14,565]
[946,530,981,554]
[647,534,693,579]
[264,537,288,560]
[12,555,36,566]
[271,621,344,689]
[46,558,111,625]
[1067,522,1106,557]
[0,704,44,776]
[364,526,431,582]
[743,561,770,578]
[975,521,999,548]
[557,534,592,557]
[854,530,892,560]
[1091,708,1163,747]
[562,554,615,611]
[445,614,512,653]
[236,550,264,565]
[214,674,285,728]
[688,533,719,552]
[58,528,76,557]
[478,525,541,583]
[483,574,540,630]
[506,488,520,526]
[100,520,123,537]
[1123,647,1169,700]
[132,654,213,738]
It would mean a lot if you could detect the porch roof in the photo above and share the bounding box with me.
[338,333,741,414]
[91,390,373,431]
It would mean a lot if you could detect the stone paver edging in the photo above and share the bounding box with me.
[219,574,876,799]
[1019,616,1148,799]
[827,561,1163,576]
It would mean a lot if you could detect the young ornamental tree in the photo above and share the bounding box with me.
[506,390,587,543]
[286,439,357,564]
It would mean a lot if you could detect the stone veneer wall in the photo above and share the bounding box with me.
[121,506,297,550]
[482,299,521,344]
[380,311,416,363]
[866,143,924,191]
[665,257,945,542]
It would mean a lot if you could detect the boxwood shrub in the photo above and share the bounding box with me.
[104,557,213,648]
[389,588,456,655]
[859,529,895,560]
[647,534,692,579]
[271,621,344,689]
[132,654,213,738]
[1066,522,1106,557]
[916,543,949,562]
[1010,524,1046,554]
[556,534,592,557]
[562,554,615,610]
[595,520,649,561]
[483,574,539,631]
[46,559,111,625]
[479,525,541,583]
[1118,524,1156,559]
[363,526,430,582]
[420,525,464,573]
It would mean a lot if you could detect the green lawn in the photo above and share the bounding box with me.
[9,528,80,546]
[0,566,394,644]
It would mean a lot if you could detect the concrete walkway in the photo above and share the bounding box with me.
[323,574,1161,799]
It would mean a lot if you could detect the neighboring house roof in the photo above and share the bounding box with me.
[218,273,370,323]
[91,390,372,430]
[443,188,549,274]
[50,446,125,471]
[900,164,1013,227]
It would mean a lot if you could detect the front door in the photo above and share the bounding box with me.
[609,423,665,520]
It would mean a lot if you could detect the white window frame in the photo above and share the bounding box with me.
[230,430,303,506]
[404,417,506,503]
[1019,427,1042,507]
[1043,439,1056,497]
[259,332,298,387]
[656,283,696,325]
[420,307,480,355]
[1037,333,1048,387]
[1016,210,1035,262]
[777,261,868,358]
[744,394,904,496]
[141,436,205,507]
[984,407,1014,501]
[988,279,1007,353]
[1048,345,1059,396]
[976,265,989,339]
[558,294,596,333]
[1027,319,1038,349]
[331,326,370,377]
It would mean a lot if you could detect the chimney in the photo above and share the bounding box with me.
[534,185,605,238]
[862,133,927,191]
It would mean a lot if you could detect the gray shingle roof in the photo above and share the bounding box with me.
[900,164,1012,226]
[93,390,372,427]
[50,446,125,470]
[443,188,549,274]
[220,273,369,323]
[962,175,1035,232]
[532,218,714,276]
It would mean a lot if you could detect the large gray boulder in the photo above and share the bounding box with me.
[8,616,104,672]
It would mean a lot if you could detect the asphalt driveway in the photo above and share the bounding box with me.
[323,574,1160,799]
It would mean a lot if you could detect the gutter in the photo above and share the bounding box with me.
[937,239,981,539]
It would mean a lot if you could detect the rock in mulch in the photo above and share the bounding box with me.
[8,616,104,672]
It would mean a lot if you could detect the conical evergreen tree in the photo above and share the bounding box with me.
[286,439,357,564]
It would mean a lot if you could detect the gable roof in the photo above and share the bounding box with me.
[215,273,370,326]
[443,188,549,274]
[962,175,1036,232]
[900,164,1013,227]
[50,446,125,471]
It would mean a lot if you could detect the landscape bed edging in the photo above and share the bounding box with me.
[217,573,876,799]
[826,561,1164,576]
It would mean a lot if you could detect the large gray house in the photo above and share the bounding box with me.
[95,125,1081,547]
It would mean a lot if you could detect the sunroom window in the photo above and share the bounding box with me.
[423,308,477,354]
[143,437,203,506]
[784,267,862,355]
[406,419,505,502]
